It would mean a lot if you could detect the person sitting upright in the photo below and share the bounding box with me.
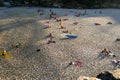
[101,48,109,55]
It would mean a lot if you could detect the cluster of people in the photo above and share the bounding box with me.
[101,48,120,68]
[38,8,120,69]
[101,48,116,57]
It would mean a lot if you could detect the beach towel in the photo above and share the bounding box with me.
[73,61,83,67]
[2,50,9,59]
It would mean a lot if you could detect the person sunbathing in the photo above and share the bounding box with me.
[101,48,109,55]
[47,33,53,38]
[108,51,116,57]
[107,22,112,24]
[94,23,101,25]
[112,59,120,65]
[47,38,56,44]
[63,18,68,21]
[43,24,51,29]
[56,19,61,22]
[59,26,65,29]
[62,30,68,33]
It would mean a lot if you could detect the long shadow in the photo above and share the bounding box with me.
[95,52,108,61]
[0,19,35,32]
[19,22,61,80]
[0,19,61,79]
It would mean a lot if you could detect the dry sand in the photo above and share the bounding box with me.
[0,7,120,80]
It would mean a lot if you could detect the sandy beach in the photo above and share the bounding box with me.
[0,7,120,80]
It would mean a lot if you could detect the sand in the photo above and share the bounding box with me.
[0,7,120,80]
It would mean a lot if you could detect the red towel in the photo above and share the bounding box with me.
[74,61,83,67]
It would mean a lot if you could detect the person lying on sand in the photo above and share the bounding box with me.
[46,33,54,38]
[94,23,101,25]
[63,18,69,21]
[43,23,51,29]
[47,38,56,44]
[108,51,116,57]
[107,22,112,24]
[112,59,120,65]
[62,30,68,33]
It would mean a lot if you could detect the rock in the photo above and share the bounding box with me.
[78,69,120,80]
[111,69,120,79]
[36,49,41,52]
[78,76,100,80]
[96,69,120,80]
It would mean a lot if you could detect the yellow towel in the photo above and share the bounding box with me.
[2,50,9,59]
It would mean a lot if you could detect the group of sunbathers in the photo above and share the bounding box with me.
[101,48,116,57]
[101,48,120,67]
